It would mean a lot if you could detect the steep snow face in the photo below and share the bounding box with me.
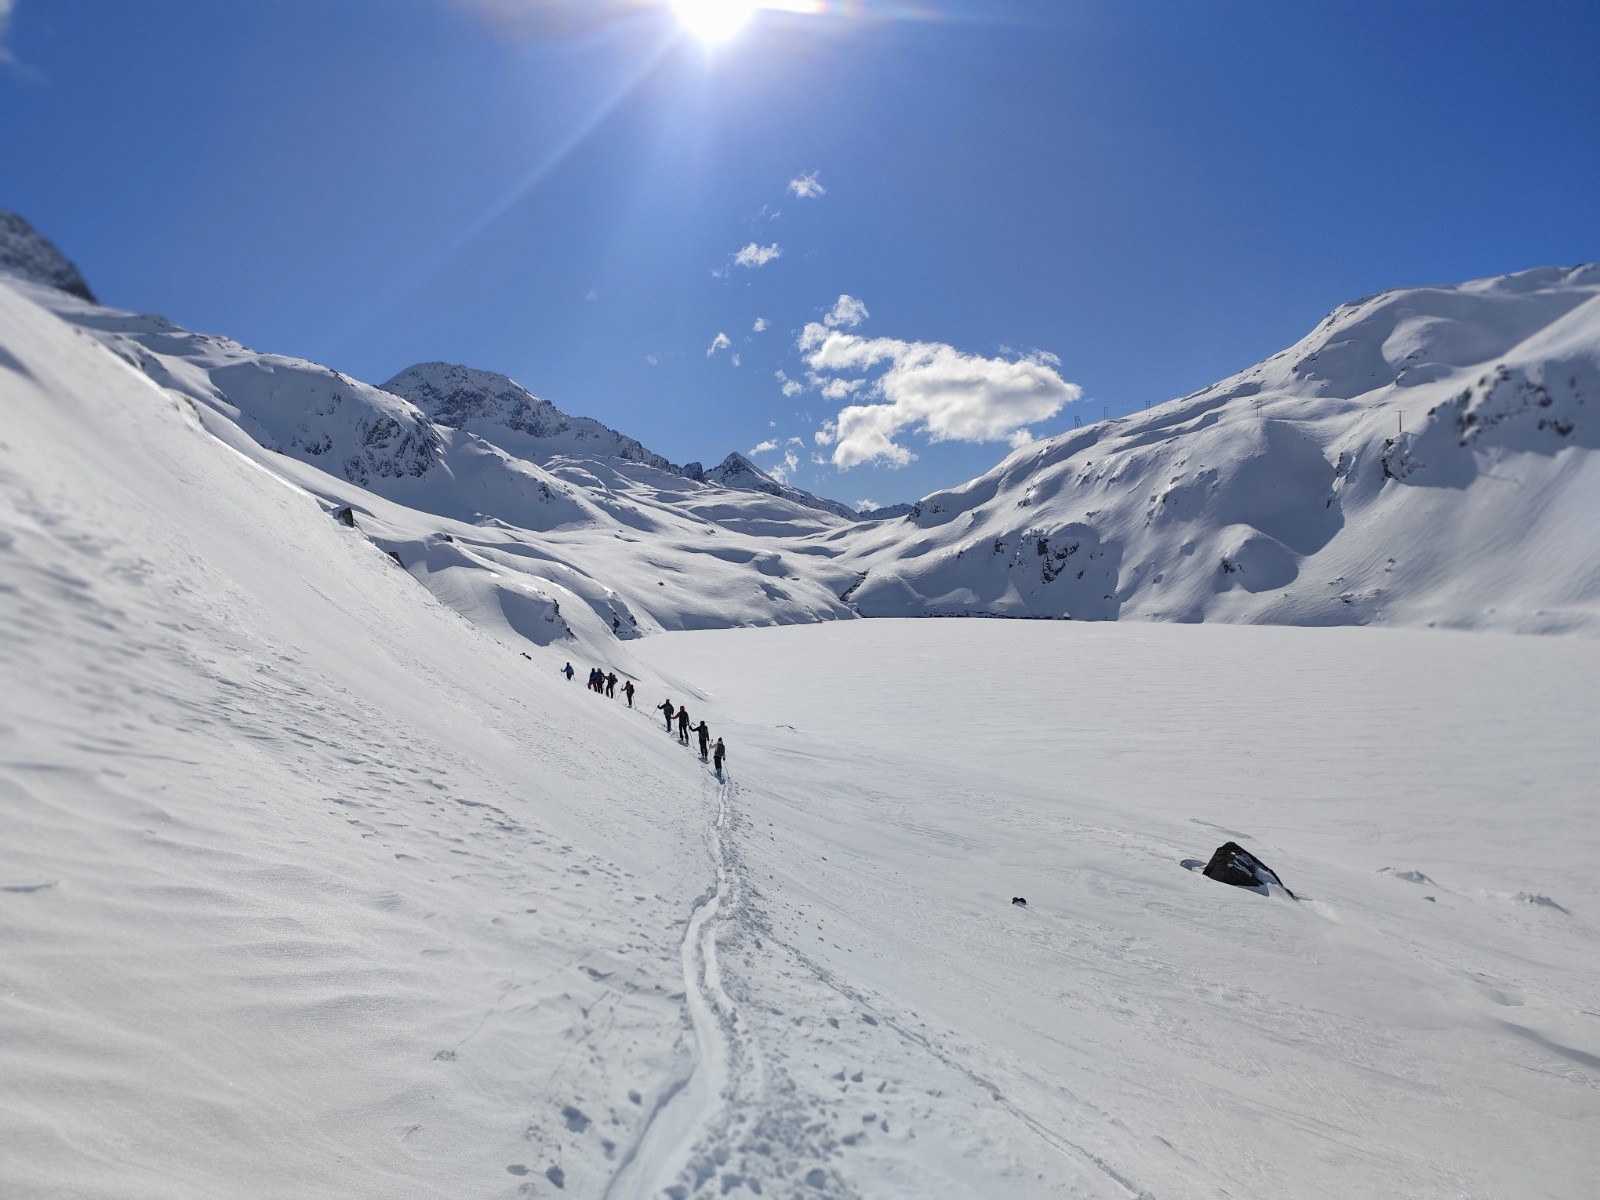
[0,210,96,303]
[840,264,1600,634]
[28,289,441,487]
[703,452,862,522]
[383,361,675,471]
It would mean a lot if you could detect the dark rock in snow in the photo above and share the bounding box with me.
[1202,841,1294,897]
[1011,896,1027,907]
[334,506,356,527]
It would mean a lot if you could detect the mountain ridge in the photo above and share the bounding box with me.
[3,206,1596,639]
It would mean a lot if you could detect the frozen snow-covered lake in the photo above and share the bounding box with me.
[631,619,1600,1199]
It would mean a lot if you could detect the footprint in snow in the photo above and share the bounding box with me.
[560,1105,590,1133]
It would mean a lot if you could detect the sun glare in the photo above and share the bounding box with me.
[671,0,758,46]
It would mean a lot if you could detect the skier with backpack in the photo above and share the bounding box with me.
[622,680,635,707]
[712,738,726,777]
[676,706,692,745]
[659,699,675,732]
[691,720,711,759]
[562,662,575,681]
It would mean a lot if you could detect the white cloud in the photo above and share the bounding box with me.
[734,242,782,269]
[707,332,732,357]
[788,171,826,199]
[856,499,880,511]
[749,439,778,455]
[731,353,741,367]
[820,377,866,401]
[753,317,769,332]
[802,326,1081,469]
[645,353,662,366]
[823,294,869,329]
[776,369,804,398]
[786,436,804,447]
[769,447,801,484]
[0,0,15,64]
[584,287,599,302]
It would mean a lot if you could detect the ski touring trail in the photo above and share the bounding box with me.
[606,775,761,1198]
[603,735,1151,1199]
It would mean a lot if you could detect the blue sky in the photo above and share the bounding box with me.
[4,0,1597,508]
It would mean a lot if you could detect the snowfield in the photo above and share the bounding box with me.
[4,209,1600,1200]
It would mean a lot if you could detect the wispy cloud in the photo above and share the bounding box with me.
[0,0,17,65]
[801,320,1081,469]
[769,447,801,484]
[820,377,866,400]
[788,171,826,199]
[753,317,769,332]
[734,242,782,269]
[707,331,732,357]
[823,294,869,329]
[775,369,804,398]
[749,439,778,455]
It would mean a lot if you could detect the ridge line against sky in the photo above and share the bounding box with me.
[3,0,1597,507]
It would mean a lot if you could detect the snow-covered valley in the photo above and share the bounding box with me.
[3,217,1599,1198]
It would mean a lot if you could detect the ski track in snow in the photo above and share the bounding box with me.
[609,774,750,1197]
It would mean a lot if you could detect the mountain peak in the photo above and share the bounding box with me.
[0,211,96,303]
[382,362,675,471]
[703,452,859,521]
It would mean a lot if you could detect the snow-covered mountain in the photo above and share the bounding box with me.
[840,264,1600,634]
[383,360,676,471]
[2,207,1597,639]
[695,451,863,522]
[0,220,866,644]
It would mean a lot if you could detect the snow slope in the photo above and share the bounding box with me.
[840,265,1600,634]
[4,272,1599,1198]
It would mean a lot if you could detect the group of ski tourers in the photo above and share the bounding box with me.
[570,663,635,705]
[657,698,726,775]
[561,662,726,778]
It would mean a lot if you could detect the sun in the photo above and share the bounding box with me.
[670,0,758,46]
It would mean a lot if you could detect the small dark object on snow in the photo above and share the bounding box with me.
[386,551,405,569]
[1011,896,1027,907]
[1202,842,1294,898]
[334,506,356,527]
